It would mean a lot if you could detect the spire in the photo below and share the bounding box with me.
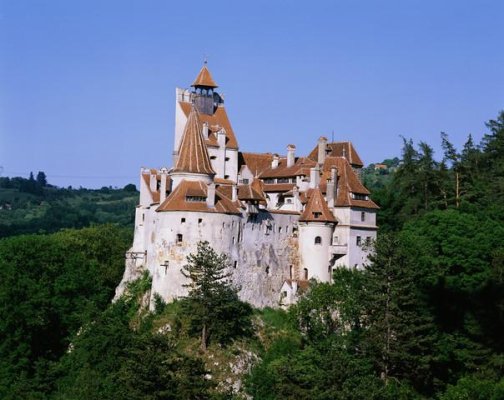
[192,62,218,88]
[299,188,336,223]
[173,106,216,176]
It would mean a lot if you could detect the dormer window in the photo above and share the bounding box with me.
[186,196,206,202]
[313,212,321,219]
[352,193,368,201]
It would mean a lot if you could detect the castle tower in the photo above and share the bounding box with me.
[170,105,215,188]
[298,188,337,282]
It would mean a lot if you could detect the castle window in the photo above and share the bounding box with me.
[289,265,293,279]
[265,266,270,276]
[176,234,183,245]
[286,198,292,204]
[225,157,230,161]
[233,236,236,244]
[303,268,308,280]
[356,236,362,246]
[224,175,230,180]
[361,211,366,222]
[313,212,321,219]
[242,178,249,184]
[264,178,274,184]
[233,261,237,269]
[210,155,217,160]
[278,227,282,234]
[333,236,338,244]
[142,213,145,222]
[277,178,289,183]
[186,196,206,202]
[314,236,322,245]
[198,218,202,224]
[181,218,186,223]
[352,193,368,201]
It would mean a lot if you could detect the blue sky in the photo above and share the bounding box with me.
[1,0,503,188]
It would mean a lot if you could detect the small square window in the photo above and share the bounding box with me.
[356,236,362,246]
[181,218,186,223]
[198,218,202,224]
[176,234,183,244]
[361,212,366,222]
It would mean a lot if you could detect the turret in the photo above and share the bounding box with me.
[191,62,220,115]
[298,188,337,282]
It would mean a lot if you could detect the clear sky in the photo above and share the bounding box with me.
[1,0,503,188]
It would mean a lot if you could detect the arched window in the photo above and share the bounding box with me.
[314,236,322,245]
[303,268,309,280]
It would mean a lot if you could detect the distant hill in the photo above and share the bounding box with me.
[0,173,138,238]
[361,157,400,191]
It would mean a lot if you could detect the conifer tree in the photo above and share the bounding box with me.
[181,241,252,351]
[361,233,436,393]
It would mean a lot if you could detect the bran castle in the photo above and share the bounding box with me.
[115,64,378,307]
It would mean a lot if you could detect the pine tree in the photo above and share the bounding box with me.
[181,241,252,351]
[361,233,436,393]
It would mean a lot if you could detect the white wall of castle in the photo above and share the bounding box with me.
[298,222,334,282]
[119,201,302,307]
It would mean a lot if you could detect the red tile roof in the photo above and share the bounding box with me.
[157,180,240,214]
[320,157,379,209]
[259,157,316,179]
[308,141,364,168]
[263,183,296,192]
[191,64,218,88]
[179,102,238,150]
[239,152,274,177]
[173,106,216,175]
[238,184,265,201]
[299,188,337,223]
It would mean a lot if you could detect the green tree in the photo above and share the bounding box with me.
[181,241,252,351]
[361,233,436,393]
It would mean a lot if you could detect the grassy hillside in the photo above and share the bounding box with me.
[0,175,138,238]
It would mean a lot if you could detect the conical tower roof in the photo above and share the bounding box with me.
[173,106,216,175]
[191,64,218,88]
[299,188,337,223]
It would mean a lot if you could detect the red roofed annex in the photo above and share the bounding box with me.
[115,63,378,308]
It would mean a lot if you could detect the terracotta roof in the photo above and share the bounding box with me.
[320,157,379,209]
[269,210,300,215]
[157,180,240,214]
[238,184,265,201]
[173,106,216,175]
[179,102,238,150]
[191,64,218,88]
[238,152,274,177]
[299,188,337,223]
[263,183,295,192]
[308,141,364,168]
[260,157,316,179]
[214,177,234,185]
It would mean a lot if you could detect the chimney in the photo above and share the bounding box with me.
[149,170,157,192]
[287,144,296,167]
[317,136,328,165]
[232,184,238,202]
[326,179,335,208]
[272,154,279,169]
[206,182,216,208]
[309,166,320,189]
[159,168,168,203]
[202,122,209,140]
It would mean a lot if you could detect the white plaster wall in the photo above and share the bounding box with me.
[174,93,188,164]
[225,149,239,183]
[348,228,376,268]
[298,223,334,282]
[132,209,302,308]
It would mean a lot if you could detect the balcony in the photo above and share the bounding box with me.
[330,244,347,255]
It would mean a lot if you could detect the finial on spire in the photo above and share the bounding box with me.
[203,54,208,65]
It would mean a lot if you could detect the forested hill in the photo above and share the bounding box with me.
[0,111,503,399]
[0,174,138,238]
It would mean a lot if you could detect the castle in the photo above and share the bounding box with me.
[115,64,378,307]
